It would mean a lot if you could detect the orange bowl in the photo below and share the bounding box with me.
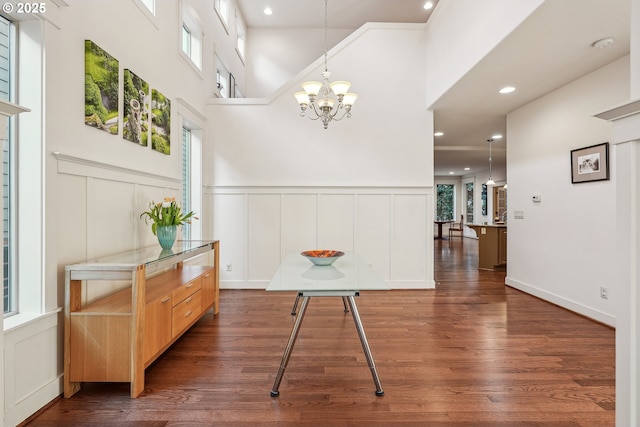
[301,250,345,266]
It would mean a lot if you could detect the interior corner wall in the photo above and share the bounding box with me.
[505,56,630,326]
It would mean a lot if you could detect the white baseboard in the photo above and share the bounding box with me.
[505,276,616,327]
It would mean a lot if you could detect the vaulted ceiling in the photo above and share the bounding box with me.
[237,0,631,177]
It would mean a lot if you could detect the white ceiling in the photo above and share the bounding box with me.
[236,0,631,177]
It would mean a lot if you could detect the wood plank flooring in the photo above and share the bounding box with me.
[24,238,615,427]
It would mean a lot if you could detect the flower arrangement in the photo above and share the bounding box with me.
[140,197,197,235]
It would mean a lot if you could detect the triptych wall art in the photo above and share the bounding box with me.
[84,40,171,155]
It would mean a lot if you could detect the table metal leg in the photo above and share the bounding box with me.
[271,294,310,397]
[346,296,384,396]
[291,293,300,315]
[342,296,349,313]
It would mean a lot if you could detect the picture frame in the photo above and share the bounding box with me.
[570,142,609,184]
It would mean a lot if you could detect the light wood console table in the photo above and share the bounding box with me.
[64,240,219,398]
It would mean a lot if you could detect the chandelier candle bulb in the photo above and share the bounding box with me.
[301,81,322,96]
[342,93,358,106]
[330,81,351,96]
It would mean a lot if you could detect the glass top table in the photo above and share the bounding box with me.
[267,251,389,397]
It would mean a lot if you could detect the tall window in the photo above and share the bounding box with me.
[181,7,202,70]
[236,12,245,61]
[182,127,191,240]
[1,15,14,314]
[465,182,474,224]
[436,184,454,221]
[215,0,229,27]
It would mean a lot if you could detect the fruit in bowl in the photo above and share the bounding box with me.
[300,250,345,266]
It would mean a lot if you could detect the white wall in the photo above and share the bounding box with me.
[506,56,630,326]
[245,28,352,98]
[207,24,435,290]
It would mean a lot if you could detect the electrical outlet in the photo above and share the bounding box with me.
[600,287,608,299]
[225,262,232,272]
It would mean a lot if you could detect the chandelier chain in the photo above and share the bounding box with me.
[324,0,328,72]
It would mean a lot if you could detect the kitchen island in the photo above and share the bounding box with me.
[468,224,507,271]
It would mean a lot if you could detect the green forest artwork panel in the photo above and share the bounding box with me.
[84,40,119,135]
[151,89,171,155]
[123,69,149,146]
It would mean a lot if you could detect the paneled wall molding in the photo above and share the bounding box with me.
[207,185,432,194]
[211,186,435,291]
[53,151,181,189]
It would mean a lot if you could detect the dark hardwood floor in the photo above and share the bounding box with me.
[25,238,615,427]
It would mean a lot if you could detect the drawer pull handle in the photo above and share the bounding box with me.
[161,297,170,303]
[186,297,192,303]
[185,310,192,318]
[204,274,210,278]
[186,283,194,289]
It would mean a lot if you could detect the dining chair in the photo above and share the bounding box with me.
[448,214,464,239]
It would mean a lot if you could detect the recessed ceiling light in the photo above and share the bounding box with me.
[499,86,515,94]
[449,171,455,175]
[434,131,444,137]
[592,37,614,49]
[464,167,470,171]
[264,7,273,15]
[423,1,434,10]
[492,134,503,139]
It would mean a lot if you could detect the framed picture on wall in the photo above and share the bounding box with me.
[570,142,609,184]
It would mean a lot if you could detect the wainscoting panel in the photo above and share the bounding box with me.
[209,186,434,289]
[391,194,429,285]
[281,194,317,257]
[355,194,391,280]
[247,194,281,281]
[318,194,355,251]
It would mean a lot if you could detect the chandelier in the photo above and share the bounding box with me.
[294,0,358,129]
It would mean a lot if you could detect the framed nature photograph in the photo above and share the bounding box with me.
[123,69,149,146]
[84,40,119,135]
[151,89,171,155]
[571,142,609,184]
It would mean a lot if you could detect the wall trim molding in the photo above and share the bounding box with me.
[207,185,432,194]
[53,152,181,188]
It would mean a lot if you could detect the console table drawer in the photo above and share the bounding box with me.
[172,289,202,337]
[172,277,201,305]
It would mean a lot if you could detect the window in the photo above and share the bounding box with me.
[236,12,246,62]
[139,0,154,14]
[1,15,14,315]
[215,0,229,27]
[465,182,474,224]
[181,25,191,58]
[436,184,454,221]
[181,6,202,70]
[182,127,191,240]
[180,117,202,240]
